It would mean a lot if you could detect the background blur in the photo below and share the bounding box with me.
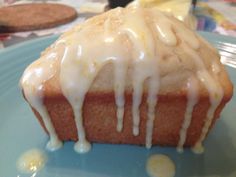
[0,0,235,49]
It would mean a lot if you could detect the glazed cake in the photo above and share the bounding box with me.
[20,7,233,154]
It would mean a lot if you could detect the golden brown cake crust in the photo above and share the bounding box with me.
[31,88,231,147]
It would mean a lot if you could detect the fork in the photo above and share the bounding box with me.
[215,41,236,68]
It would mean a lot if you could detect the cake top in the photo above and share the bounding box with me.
[21,7,225,95]
[20,7,232,153]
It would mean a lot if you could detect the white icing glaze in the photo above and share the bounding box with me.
[17,149,47,174]
[151,10,177,46]
[104,13,128,133]
[146,76,159,148]
[180,43,223,153]
[121,8,157,136]
[192,70,223,154]
[59,16,131,153]
[21,7,224,153]
[175,25,199,50]
[114,60,127,132]
[21,46,63,151]
[177,77,198,153]
[146,154,175,177]
[60,45,93,154]
[151,9,199,49]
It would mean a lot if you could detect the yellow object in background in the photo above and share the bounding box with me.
[138,0,191,21]
[129,0,196,29]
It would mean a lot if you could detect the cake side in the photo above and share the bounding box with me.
[29,88,230,147]
[27,57,233,147]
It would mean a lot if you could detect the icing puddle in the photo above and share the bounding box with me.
[17,149,47,174]
[146,154,175,177]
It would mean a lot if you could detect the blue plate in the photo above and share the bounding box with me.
[0,32,235,177]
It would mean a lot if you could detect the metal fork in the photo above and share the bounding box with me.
[215,41,236,68]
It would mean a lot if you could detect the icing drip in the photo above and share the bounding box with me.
[21,47,63,151]
[146,76,159,148]
[73,104,91,153]
[105,18,129,133]
[121,8,156,136]
[181,44,223,154]
[60,21,131,152]
[177,77,198,153]
[151,10,199,49]
[192,70,223,154]
[60,45,92,153]
[151,11,177,46]
[114,60,127,132]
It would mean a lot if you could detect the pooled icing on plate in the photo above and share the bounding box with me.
[146,154,175,177]
[17,149,47,174]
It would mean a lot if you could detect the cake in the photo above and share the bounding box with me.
[20,7,233,154]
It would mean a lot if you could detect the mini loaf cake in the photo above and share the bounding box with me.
[20,7,233,154]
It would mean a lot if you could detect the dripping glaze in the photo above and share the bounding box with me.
[21,7,224,153]
[20,45,63,151]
